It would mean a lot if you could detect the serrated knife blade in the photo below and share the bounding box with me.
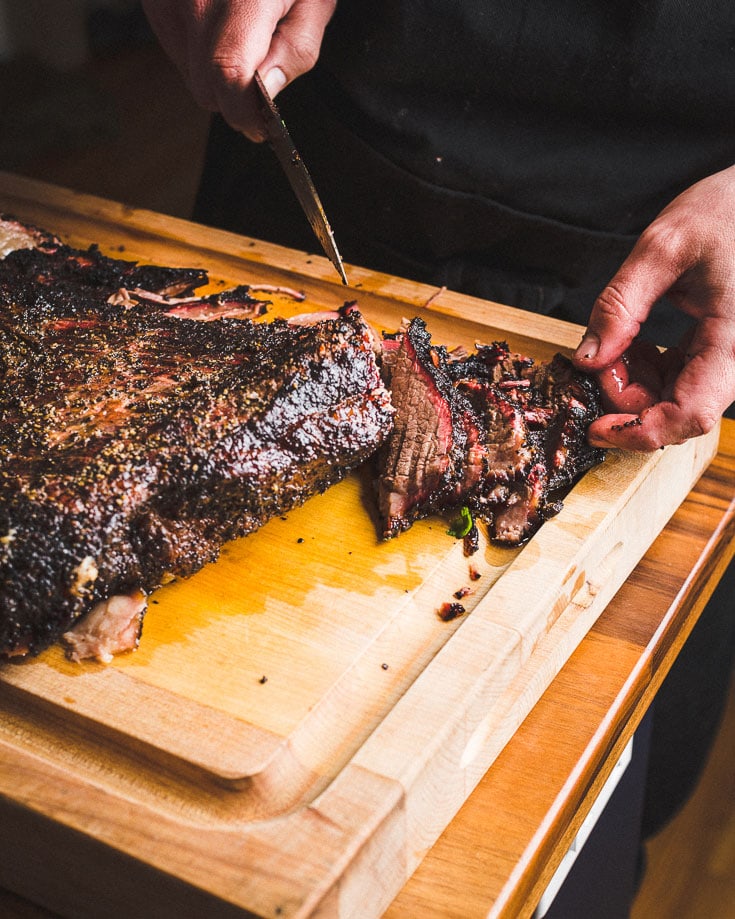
[254,71,348,285]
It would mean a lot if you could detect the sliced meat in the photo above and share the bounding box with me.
[376,318,469,538]
[522,353,607,492]
[377,323,605,546]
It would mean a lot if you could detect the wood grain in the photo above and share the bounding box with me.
[3,424,733,919]
[386,421,735,919]
[0,173,724,919]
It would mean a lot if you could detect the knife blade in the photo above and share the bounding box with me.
[253,71,348,285]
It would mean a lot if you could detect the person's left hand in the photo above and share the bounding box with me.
[573,164,735,451]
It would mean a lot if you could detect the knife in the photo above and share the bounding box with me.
[254,71,348,286]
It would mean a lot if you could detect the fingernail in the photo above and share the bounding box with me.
[574,331,600,361]
[263,66,287,99]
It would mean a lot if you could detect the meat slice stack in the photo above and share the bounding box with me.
[0,218,393,659]
[376,318,605,545]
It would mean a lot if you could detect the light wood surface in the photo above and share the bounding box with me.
[386,423,735,919]
[0,174,728,919]
[3,423,733,919]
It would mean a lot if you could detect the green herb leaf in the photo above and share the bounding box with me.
[447,505,473,539]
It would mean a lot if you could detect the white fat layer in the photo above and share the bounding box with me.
[62,590,147,664]
[0,228,37,258]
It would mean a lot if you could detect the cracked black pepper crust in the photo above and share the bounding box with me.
[0,244,393,657]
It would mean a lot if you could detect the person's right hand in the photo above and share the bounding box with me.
[141,0,337,140]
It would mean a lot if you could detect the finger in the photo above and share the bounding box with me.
[258,0,337,89]
[210,0,335,139]
[596,368,658,414]
[594,339,671,413]
[573,222,695,371]
[197,2,281,136]
[589,338,733,450]
[586,413,660,451]
[587,395,718,451]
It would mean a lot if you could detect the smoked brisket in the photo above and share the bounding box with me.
[0,216,605,660]
[376,319,605,545]
[0,219,393,657]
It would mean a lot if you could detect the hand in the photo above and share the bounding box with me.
[573,164,735,451]
[141,0,337,139]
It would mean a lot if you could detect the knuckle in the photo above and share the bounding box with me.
[212,59,245,89]
[685,407,719,439]
[627,425,662,452]
[638,220,690,270]
[651,399,720,446]
[594,284,639,334]
[285,34,321,72]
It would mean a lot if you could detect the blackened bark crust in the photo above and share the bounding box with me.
[0,225,392,657]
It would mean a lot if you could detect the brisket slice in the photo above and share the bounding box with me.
[0,225,393,658]
[376,320,470,537]
[377,319,605,545]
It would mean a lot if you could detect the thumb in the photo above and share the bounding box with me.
[573,233,682,370]
[258,0,337,96]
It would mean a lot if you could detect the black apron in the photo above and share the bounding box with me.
[194,0,735,343]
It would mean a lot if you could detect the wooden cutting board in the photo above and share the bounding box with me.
[0,173,720,919]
